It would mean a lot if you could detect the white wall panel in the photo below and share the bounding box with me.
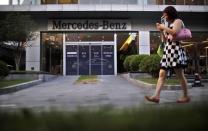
[139,31,150,55]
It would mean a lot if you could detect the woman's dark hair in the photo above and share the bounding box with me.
[163,6,178,20]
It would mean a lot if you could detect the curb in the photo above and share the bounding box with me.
[0,75,58,95]
[121,74,192,90]
[0,79,42,95]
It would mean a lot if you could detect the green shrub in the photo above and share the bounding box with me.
[139,55,161,77]
[148,55,161,77]
[123,55,137,71]
[0,60,9,79]
[139,55,151,72]
[129,55,149,72]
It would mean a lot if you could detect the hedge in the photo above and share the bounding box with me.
[123,55,137,71]
[129,55,149,72]
[0,60,9,79]
[139,55,161,77]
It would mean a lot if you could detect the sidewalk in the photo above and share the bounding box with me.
[0,75,208,111]
[122,73,208,104]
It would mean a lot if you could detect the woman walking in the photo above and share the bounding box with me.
[145,6,190,103]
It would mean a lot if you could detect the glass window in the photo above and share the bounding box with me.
[185,0,205,5]
[79,0,100,4]
[165,0,185,5]
[79,0,90,4]
[165,0,176,5]
[79,0,137,4]
[90,0,101,4]
[41,0,78,4]
[41,33,63,74]
[41,0,57,4]
[175,0,185,5]
[147,0,163,5]
[147,0,205,5]
[101,0,122,4]
[58,0,78,4]
[150,31,161,54]
[181,32,208,75]
[117,32,139,73]
[123,0,137,4]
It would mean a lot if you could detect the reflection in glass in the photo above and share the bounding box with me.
[185,0,205,5]
[41,0,57,4]
[175,0,185,5]
[40,0,138,4]
[41,0,78,4]
[41,33,63,74]
[165,0,176,5]
[150,31,160,54]
[147,0,163,5]
[65,32,114,42]
[58,0,78,4]
[39,0,206,5]
[147,0,205,5]
[79,0,137,4]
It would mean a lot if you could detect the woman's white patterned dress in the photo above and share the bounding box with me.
[160,21,188,70]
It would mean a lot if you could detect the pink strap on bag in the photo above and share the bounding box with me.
[173,20,192,41]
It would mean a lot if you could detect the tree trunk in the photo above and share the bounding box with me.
[15,62,20,71]
[15,56,21,71]
[14,42,22,71]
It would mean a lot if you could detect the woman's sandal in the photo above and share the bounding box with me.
[177,97,190,103]
[145,96,160,103]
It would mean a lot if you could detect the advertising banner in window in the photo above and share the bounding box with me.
[66,45,78,75]
[91,45,102,75]
[79,45,90,75]
[102,45,114,75]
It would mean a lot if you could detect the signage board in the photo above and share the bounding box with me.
[48,19,131,31]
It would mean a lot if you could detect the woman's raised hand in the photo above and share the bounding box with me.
[156,23,165,31]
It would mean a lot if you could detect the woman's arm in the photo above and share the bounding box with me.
[156,19,182,35]
[160,31,166,42]
[156,23,167,42]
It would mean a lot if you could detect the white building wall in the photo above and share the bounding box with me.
[139,31,150,55]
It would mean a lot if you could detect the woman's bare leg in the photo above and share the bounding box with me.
[152,69,167,98]
[174,68,189,99]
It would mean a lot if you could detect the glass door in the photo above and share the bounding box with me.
[66,44,78,75]
[90,44,102,75]
[78,43,90,75]
[64,32,115,75]
[102,45,114,75]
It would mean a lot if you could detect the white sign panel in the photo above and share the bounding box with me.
[48,19,131,31]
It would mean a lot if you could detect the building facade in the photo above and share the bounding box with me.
[0,0,208,75]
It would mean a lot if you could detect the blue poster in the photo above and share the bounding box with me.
[102,45,114,75]
[91,45,102,75]
[79,45,90,75]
